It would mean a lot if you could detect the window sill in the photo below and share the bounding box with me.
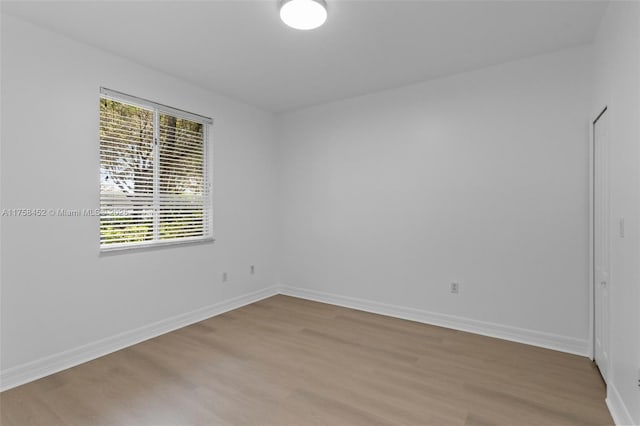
[99,236,215,255]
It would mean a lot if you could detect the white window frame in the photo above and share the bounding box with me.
[99,87,214,252]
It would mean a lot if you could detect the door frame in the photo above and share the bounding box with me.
[589,105,608,362]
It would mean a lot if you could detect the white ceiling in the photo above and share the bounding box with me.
[2,0,608,112]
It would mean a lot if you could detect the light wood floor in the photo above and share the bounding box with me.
[1,295,612,426]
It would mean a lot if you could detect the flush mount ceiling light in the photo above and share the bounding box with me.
[280,0,327,30]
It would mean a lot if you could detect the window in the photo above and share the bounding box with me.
[99,88,212,250]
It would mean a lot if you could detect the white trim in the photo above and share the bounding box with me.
[588,111,596,360]
[280,285,589,356]
[152,108,160,242]
[606,383,637,426]
[0,286,280,392]
[589,105,610,362]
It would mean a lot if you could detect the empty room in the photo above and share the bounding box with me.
[0,0,639,425]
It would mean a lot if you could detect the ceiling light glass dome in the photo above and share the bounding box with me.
[280,0,327,30]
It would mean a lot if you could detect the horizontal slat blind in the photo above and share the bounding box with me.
[158,113,207,241]
[99,95,211,250]
[100,99,155,246]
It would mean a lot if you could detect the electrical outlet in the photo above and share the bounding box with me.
[450,282,459,294]
[222,272,228,283]
[250,265,255,275]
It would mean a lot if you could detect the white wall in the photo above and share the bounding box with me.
[0,15,280,383]
[279,46,594,354]
[593,2,640,424]
[3,11,634,420]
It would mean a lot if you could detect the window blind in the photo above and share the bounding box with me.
[99,90,212,250]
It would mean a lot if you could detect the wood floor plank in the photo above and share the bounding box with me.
[0,295,613,425]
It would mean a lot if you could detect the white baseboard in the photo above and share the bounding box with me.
[0,286,280,392]
[607,383,637,426]
[280,285,589,356]
[0,284,594,393]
